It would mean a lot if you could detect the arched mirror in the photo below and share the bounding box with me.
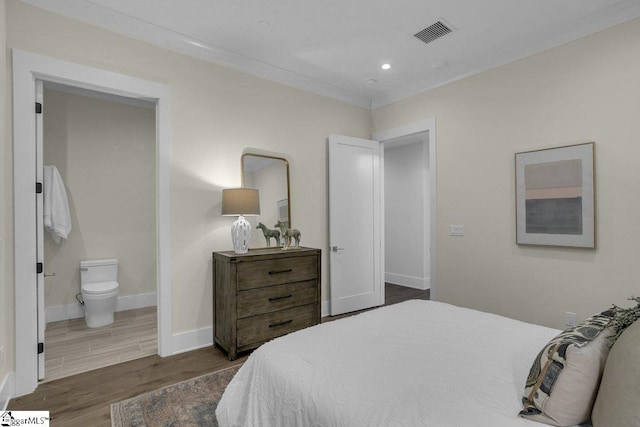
[242,153,290,248]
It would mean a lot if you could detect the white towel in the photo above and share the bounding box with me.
[44,165,72,244]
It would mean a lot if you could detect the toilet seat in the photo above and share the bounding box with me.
[82,281,119,295]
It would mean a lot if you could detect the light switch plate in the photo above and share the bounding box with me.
[449,225,464,236]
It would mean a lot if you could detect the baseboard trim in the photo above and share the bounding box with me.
[116,292,157,312]
[321,300,330,317]
[46,292,157,323]
[385,272,430,290]
[0,371,15,411]
[171,327,213,355]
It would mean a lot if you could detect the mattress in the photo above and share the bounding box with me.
[216,300,570,427]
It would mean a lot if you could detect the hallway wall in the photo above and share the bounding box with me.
[384,140,429,289]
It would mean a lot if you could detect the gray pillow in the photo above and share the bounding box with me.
[591,318,640,427]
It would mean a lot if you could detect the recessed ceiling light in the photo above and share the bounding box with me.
[381,63,391,70]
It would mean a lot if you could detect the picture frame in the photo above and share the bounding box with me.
[515,142,595,248]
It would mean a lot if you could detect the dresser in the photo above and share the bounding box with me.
[213,247,321,360]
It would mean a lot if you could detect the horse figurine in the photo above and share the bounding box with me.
[274,220,301,249]
[256,222,280,247]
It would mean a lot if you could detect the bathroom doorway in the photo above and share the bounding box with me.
[13,49,172,396]
[39,82,158,382]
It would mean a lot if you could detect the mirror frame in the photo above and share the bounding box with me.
[241,152,292,230]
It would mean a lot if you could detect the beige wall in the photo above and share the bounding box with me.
[373,18,640,329]
[43,88,156,307]
[1,0,15,383]
[6,0,371,339]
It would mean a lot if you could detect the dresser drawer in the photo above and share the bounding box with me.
[237,304,317,347]
[237,280,318,319]
[236,256,317,290]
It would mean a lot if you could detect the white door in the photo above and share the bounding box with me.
[329,134,383,315]
[35,80,45,379]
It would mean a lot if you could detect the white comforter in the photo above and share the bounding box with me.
[216,300,566,427]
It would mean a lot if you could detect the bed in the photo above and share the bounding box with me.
[215,300,579,427]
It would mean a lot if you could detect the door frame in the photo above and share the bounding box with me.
[372,118,437,300]
[12,49,172,396]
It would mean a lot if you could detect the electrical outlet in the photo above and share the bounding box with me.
[449,225,464,236]
[565,312,576,328]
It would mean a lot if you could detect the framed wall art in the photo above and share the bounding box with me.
[515,142,595,248]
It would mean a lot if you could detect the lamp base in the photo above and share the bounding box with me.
[231,215,251,254]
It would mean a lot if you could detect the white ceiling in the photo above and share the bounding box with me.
[21,0,640,109]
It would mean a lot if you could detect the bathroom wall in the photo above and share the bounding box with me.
[43,88,157,317]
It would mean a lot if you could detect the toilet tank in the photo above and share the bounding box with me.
[80,259,118,284]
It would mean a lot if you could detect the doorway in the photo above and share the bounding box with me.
[375,118,437,300]
[382,132,430,293]
[12,49,172,397]
[327,119,436,316]
[40,82,158,382]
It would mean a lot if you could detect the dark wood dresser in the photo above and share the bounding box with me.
[213,247,321,360]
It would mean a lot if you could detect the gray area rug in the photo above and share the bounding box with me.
[111,364,241,427]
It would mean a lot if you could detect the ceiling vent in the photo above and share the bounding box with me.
[414,20,453,45]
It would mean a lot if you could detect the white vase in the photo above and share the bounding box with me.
[231,215,251,254]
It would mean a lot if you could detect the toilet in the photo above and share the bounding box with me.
[80,259,119,328]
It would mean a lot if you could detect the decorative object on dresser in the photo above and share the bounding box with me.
[213,247,321,360]
[221,188,261,254]
[275,219,301,249]
[256,222,281,247]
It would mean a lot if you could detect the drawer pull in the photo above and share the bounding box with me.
[268,268,293,275]
[269,294,293,302]
[269,319,293,328]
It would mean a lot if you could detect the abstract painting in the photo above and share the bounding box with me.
[515,143,595,248]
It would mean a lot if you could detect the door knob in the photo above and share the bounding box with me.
[331,246,345,252]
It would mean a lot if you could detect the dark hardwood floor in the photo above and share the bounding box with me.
[8,283,429,426]
[9,347,246,427]
[327,283,430,321]
[384,283,430,305]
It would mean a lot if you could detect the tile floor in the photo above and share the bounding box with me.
[43,306,157,382]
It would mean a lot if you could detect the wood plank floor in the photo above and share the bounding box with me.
[9,284,429,426]
[45,307,157,382]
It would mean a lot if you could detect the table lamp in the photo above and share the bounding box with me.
[221,188,261,254]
